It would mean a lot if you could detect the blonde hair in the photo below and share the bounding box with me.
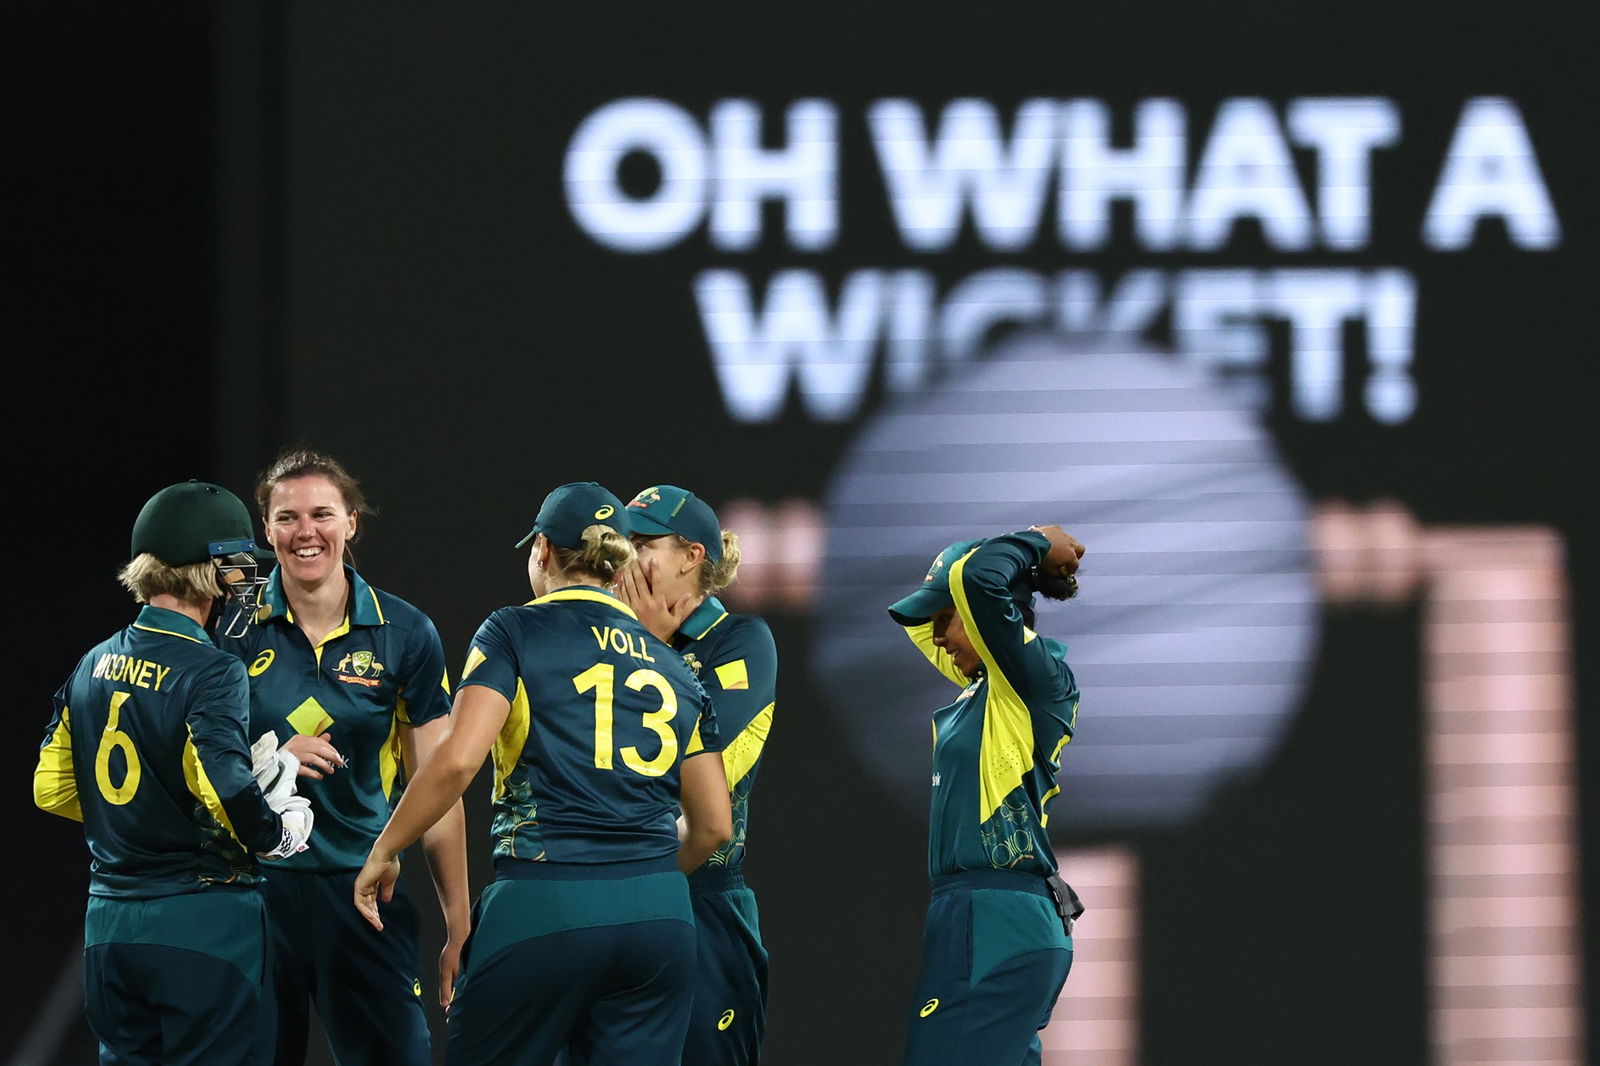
[687,530,741,596]
[118,553,225,604]
[551,524,637,584]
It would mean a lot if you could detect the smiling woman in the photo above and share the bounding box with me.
[221,448,470,1066]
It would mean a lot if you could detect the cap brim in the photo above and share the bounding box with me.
[628,512,677,537]
[887,586,953,627]
[514,524,542,549]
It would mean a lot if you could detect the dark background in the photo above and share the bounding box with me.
[8,3,1597,1064]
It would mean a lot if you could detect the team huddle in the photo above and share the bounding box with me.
[35,448,1086,1066]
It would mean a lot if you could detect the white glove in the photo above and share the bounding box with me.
[260,794,314,860]
[255,748,301,807]
[249,731,279,779]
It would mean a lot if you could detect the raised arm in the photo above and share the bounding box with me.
[950,529,1081,708]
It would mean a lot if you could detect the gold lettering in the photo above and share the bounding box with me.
[591,626,610,651]
[135,660,156,689]
[153,664,171,691]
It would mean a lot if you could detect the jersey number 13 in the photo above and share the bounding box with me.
[572,664,679,778]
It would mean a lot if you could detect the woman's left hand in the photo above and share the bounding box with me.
[353,851,400,932]
[617,558,694,642]
[439,933,465,1011]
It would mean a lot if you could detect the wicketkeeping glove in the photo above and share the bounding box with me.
[250,733,301,807]
[249,730,280,779]
[260,794,314,860]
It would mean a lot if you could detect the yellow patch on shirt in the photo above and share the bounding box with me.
[714,659,749,690]
[287,697,335,737]
[462,645,488,680]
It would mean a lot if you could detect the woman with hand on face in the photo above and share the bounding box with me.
[617,485,778,1066]
[887,525,1087,1066]
[226,448,468,1066]
[354,482,732,1066]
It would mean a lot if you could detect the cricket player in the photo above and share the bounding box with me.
[619,484,777,1066]
[35,479,314,1066]
[887,526,1086,1066]
[228,448,466,1066]
[353,482,733,1066]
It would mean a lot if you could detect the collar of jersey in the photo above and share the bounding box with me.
[678,596,729,642]
[526,585,638,620]
[131,604,212,645]
[257,564,385,626]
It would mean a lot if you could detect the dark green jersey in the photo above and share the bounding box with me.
[900,532,1079,879]
[460,587,720,865]
[672,598,777,881]
[35,606,284,898]
[223,566,452,871]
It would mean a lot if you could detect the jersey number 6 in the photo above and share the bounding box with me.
[95,691,143,804]
[572,664,679,778]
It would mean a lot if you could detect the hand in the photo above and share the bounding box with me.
[439,933,465,1010]
[1030,525,1086,577]
[616,558,695,642]
[284,732,347,779]
[260,794,313,860]
[353,850,400,932]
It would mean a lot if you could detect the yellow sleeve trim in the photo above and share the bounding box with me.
[182,728,241,845]
[491,679,531,801]
[713,659,749,691]
[949,548,1035,826]
[686,715,706,756]
[379,714,403,801]
[721,703,773,788]
[33,709,82,821]
[462,645,488,681]
[902,623,969,687]
[1041,783,1061,827]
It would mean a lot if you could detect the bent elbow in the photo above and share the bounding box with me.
[435,749,485,787]
[34,778,83,822]
[687,813,733,850]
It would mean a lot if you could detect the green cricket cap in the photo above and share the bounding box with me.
[625,485,722,564]
[887,538,985,626]
[515,482,631,550]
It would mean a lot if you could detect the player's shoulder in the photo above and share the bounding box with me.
[185,636,249,678]
[713,611,777,659]
[723,610,774,641]
[152,632,249,697]
[363,582,440,635]
[475,600,564,644]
